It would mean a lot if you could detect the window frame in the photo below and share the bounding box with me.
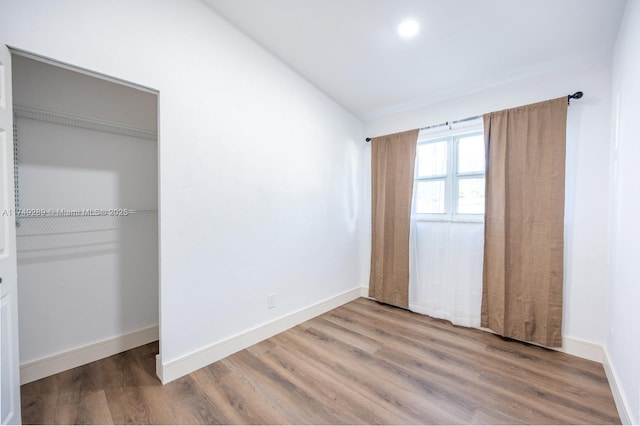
[413,124,485,223]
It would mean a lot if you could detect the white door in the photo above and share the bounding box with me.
[0,44,21,425]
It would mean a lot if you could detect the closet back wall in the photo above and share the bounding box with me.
[13,55,159,377]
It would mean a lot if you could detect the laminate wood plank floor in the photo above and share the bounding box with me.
[21,298,620,424]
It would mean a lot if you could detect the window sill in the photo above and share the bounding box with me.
[413,215,485,224]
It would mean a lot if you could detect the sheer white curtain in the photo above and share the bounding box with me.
[409,219,483,327]
[408,123,485,328]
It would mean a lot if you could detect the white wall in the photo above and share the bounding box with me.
[12,55,158,365]
[608,1,640,423]
[364,57,613,350]
[0,0,363,378]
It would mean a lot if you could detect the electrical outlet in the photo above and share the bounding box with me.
[267,293,276,309]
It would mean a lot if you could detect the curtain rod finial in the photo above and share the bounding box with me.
[568,91,583,104]
[366,137,372,142]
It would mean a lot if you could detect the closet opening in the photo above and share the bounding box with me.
[10,50,160,384]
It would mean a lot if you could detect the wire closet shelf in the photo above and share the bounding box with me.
[15,209,158,236]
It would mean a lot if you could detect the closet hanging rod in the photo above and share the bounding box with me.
[364,91,584,142]
[16,209,158,219]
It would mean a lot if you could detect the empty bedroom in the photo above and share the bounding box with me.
[0,0,638,424]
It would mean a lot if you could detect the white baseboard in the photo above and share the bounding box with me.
[157,287,362,384]
[603,348,633,425]
[560,336,604,363]
[476,328,604,364]
[155,353,163,383]
[20,325,159,384]
[359,286,369,298]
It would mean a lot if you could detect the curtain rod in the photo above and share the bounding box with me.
[365,91,584,142]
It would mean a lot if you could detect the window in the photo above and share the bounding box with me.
[414,128,485,220]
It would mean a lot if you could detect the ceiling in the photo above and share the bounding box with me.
[203,0,627,121]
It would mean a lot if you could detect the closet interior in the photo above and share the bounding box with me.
[12,53,159,382]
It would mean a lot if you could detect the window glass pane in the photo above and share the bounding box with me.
[458,134,485,174]
[415,180,445,214]
[417,141,447,177]
[457,178,485,214]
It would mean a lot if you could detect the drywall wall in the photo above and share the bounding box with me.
[608,0,640,423]
[12,55,158,366]
[364,57,613,350]
[0,0,363,379]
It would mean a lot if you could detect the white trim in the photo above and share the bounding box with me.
[559,336,604,363]
[478,327,604,363]
[20,325,159,384]
[359,286,370,298]
[603,348,634,425]
[9,47,159,95]
[14,105,157,140]
[157,287,362,384]
[413,214,484,224]
[155,354,163,383]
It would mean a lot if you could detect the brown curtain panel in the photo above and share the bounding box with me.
[482,97,567,347]
[369,129,419,308]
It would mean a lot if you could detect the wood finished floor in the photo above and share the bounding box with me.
[21,298,620,425]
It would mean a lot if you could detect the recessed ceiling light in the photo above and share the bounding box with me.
[398,19,420,39]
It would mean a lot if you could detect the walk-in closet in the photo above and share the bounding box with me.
[12,53,159,383]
